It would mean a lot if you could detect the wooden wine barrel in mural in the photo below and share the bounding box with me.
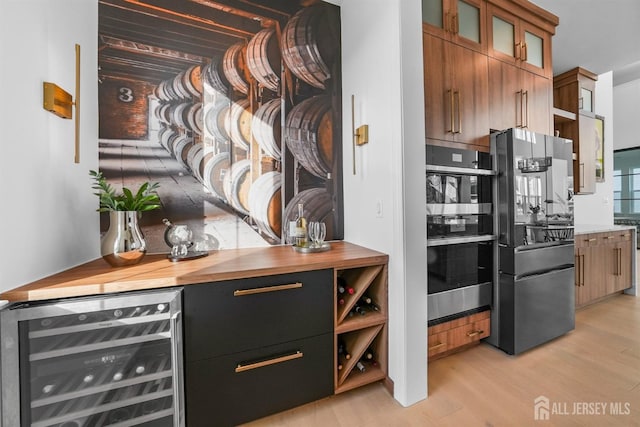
[187,143,209,183]
[154,103,172,124]
[248,171,281,241]
[251,98,281,159]
[281,4,339,90]
[169,103,190,129]
[186,143,204,182]
[227,99,252,151]
[172,135,194,170]
[203,152,230,200]
[246,28,281,92]
[283,187,335,242]
[203,56,229,96]
[223,42,250,95]
[159,127,180,153]
[284,95,333,179]
[185,102,203,135]
[177,65,203,99]
[204,101,231,142]
[223,159,252,215]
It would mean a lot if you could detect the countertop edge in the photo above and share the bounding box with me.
[0,242,389,303]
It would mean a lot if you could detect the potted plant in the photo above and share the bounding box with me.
[90,170,161,267]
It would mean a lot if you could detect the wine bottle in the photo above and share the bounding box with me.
[361,294,372,305]
[338,297,345,305]
[356,361,366,372]
[293,203,307,246]
[363,347,375,360]
[337,338,351,360]
[354,304,367,316]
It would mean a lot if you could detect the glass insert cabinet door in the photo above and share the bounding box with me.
[422,0,484,48]
[1,289,185,427]
[488,5,548,75]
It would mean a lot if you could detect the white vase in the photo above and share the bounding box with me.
[101,211,146,267]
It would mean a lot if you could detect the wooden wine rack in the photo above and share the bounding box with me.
[334,263,388,394]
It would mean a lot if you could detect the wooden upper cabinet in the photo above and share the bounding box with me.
[553,67,598,194]
[553,67,598,114]
[487,58,552,134]
[422,0,487,53]
[423,31,490,149]
[487,3,553,78]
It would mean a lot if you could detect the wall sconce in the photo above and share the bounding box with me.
[43,44,81,163]
[351,94,369,175]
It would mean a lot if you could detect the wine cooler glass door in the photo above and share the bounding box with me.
[1,288,184,427]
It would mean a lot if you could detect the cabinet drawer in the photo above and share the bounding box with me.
[428,331,449,357]
[185,333,334,427]
[448,317,490,347]
[184,269,333,361]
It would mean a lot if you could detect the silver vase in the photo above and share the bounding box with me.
[101,211,147,267]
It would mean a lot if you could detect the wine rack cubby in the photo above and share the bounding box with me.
[334,263,388,394]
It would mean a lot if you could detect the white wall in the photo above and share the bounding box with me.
[340,0,428,406]
[0,0,99,293]
[572,71,615,226]
[613,78,640,150]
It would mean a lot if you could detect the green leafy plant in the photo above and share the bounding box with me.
[90,170,161,212]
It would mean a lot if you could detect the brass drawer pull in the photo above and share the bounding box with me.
[235,351,303,373]
[585,238,597,242]
[429,342,446,351]
[466,330,484,337]
[605,235,616,239]
[234,282,303,297]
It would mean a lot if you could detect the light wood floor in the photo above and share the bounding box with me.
[244,294,640,426]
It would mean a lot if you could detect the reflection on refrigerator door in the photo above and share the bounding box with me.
[1,289,184,427]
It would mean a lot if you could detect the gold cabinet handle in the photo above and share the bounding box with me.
[448,89,455,133]
[455,90,462,134]
[618,247,622,276]
[466,330,484,337]
[585,238,597,242]
[580,254,585,286]
[517,90,524,128]
[429,342,446,351]
[605,235,616,239]
[522,42,528,61]
[234,282,302,297]
[523,90,529,128]
[445,12,450,33]
[514,42,521,60]
[235,351,303,373]
[453,14,459,34]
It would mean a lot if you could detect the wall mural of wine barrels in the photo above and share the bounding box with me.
[98,0,342,252]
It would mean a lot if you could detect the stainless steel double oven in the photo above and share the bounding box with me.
[426,145,495,324]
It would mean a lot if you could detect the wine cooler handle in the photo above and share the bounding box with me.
[170,310,185,427]
[235,351,303,373]
[234,282,303,297]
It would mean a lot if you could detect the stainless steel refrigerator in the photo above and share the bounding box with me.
[488,128,575,355]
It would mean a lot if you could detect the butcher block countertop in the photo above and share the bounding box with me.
[0,241,388,303]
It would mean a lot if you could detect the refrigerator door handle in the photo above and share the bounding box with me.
[515,264,575,281]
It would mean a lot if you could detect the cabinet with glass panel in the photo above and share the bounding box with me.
[422,0,486,53]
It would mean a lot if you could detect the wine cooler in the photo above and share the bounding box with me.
[0,288,184,427]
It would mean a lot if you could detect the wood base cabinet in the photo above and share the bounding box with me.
[428,310,490,361]
[183,270,334,427]
[335,263,388,394]
[575,231,633,308]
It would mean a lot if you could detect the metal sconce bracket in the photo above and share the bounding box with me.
[351,94,369,175]
[42,44,81,163]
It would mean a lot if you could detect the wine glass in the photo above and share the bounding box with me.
[309,222,326,247]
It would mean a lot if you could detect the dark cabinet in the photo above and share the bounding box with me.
[183,269,334,426]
